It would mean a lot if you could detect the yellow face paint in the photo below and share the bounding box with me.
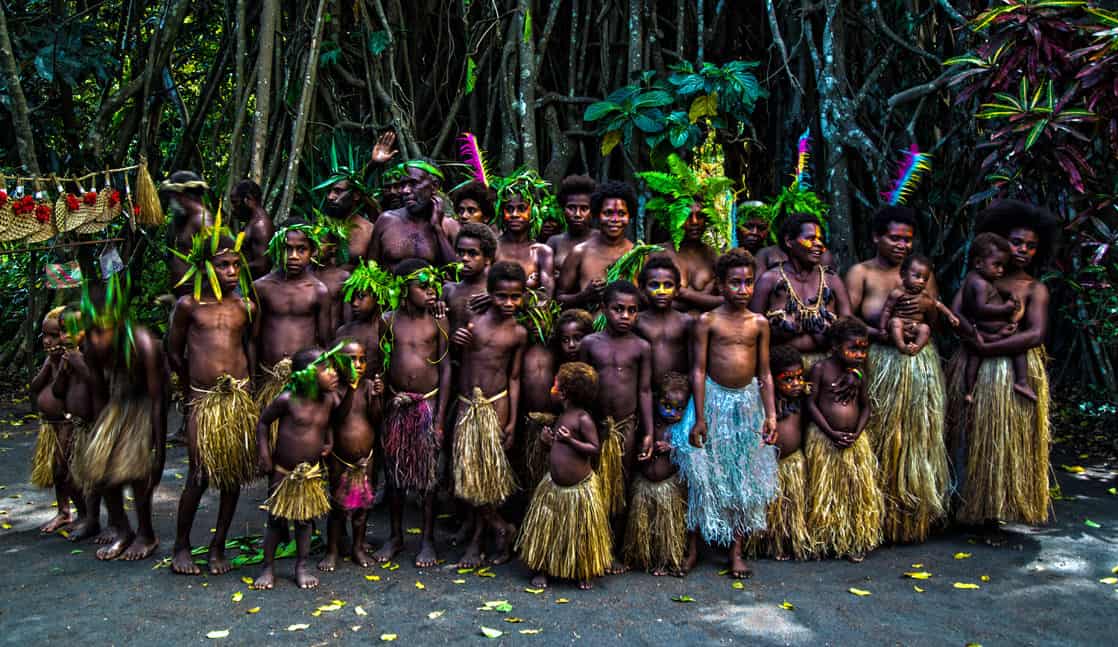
[798,237,814,249]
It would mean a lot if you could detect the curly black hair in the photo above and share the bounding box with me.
[899,253,932,275]
[825,316,869,345]
[231,179,263,202]
[770,344,803,373]
[394,257,432,278]
[292,347,325,372]
[976,199,1059,269]
[557,175,598,207]
[658,371,691,399]
[714,248,756,282]
[590,180,638,218]
[638,254,681,287]
[871,206,917,236]
[556,308,594,335]
[487,260,527,292]
[456,222,498,259]
[450,181,497,223]
[557,361,599,407]
[603,279,642,306]
[969,232,1011,266]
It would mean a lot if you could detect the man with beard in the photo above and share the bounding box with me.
[316,132,399,266]
[162,171,213,297]
[368,161,456,271]
[230,179,275,279]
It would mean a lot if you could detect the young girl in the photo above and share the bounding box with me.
[516,362,611,590]
[252,346,342,590]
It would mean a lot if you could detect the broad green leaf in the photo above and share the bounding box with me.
[601,130,622,156]
[689,94,719,123]
[1025,119,1049,150]
[584,101,618,122]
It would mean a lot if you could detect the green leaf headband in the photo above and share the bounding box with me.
[80,271,137,368]
[284,342,351,399]
[400,262,461,302]
[167,207,254,305]
[343,259,399,307]
[312,212,352,265]
[266,224,324,272]
[313,138,371,195]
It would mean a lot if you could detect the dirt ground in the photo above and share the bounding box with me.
[0,401,1115,646]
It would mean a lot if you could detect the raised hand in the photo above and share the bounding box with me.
[371,131,398,165]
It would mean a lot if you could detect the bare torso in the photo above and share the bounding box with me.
[703,308,764,388]
[253,272,329,367]
[457,312,527,427]
[331,380,379,462]
[634,309,692,388]
[384,310,443,394]
[579,332,648,420]
[548,407,597,487]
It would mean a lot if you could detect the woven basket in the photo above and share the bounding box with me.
[0,187,41,243]
[0,177,15,242]
[96,174,121,224]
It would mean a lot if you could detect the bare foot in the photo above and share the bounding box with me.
[651,568,667,577]
[415,539,437,568]
[295,562,319,589]
[489,523,516,565]
[606,559,629,575]
[171,546,201,575]
[578,579,593,590]
[352,545,374,568]
[120,534,158,560]
[846,552,865,563]
[1013,382,1038,402]
[94,527,119,545]
[729,553,753,579]
[68,519,101,542]
[372,536,403,563]
[40,512,72,533]
[774,553,792,562]
[251,568,275,590]
[458,542,484,569]
[318,552,338,572]
[208,548,232,575]
[530,573,548,589]
[96,531,134,560]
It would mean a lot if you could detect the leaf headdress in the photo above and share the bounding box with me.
[167,207,254,305]
[343,259,398,306]
[313,137,371,195]
[747,130,829,243]
[312,210,352,265]
[80,271,137,367]
[284,342,353,399]
[266,223,324,272]
[490,168,561,240]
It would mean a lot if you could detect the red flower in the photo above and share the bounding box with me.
[109,190,121,207]
[0,191,7,207]
[66,194,81,211]
[14,195,35,216]
[34,204,52,223]
[82,191,98,206]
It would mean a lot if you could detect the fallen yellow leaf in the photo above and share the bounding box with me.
[317,603,343,612]
[913,586,925,593]
[954,552,972,560]
[286,624,310,632]
[504,617,524,623]
[380,634,397,641]
[311,611,321,618]
[206,630,230,639]
[388,563,400,571]
[980,575,991,582]
[332,599,346,606]
[481,626,503,638]
[556,598,570,604]
[457,567,475,574]
[246,607,260,614]
[953,582,981,590]
[911,563,923,568]
[519,629,542,635]
[1112,566,1118,574]
[779,600,795,610]
[452,579,466,584]
[365,574,381,582]
[355,606,367,616]
[406,527,422,535]
[415,581,425,590]
[904,572,932,580]
[241,576,254,585]
[1099,577,1118,585]
[428,610,444,620]
[848,588,872,596]
[231,592,243,603]
[1,523,11,530]
[1061,465,1086,474]
[732,581,745,590]
[524,587,545,594]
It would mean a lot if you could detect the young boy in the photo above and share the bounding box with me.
[336,260,390,362]
[672,248,778,578]
[635,255,693,388]
[314,223,352,330]
[879,254,959,356]
[378,259,452,568]
[516,362,610,590]
[451,261,528,567]
[625,371,689,576]
[319,339,383,571]
[252,346,341,590]
[745,345,813,561]
[555,309,594,363]
[29,307,78,533]
[494,176,555,296]
[804,317,884,561]
[957,232,1035,402]
[579,280,654,573]
[546,175,597,283]
[443,223,497,337]
[167,228,260,575]
[70,274,168,561]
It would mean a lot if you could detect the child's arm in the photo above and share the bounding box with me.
[256,395,287,474]
[556,413,601,458]
[755,316,778,445]
[934,300,960,328]
[535,245,555,298]
[854,379,870,438]
[637,340,654,460]
[805,362,848,447]
[434,319,452,443]
[689,314,711,448]
[321,393,339,457]
[503,329,527,450]
[166,297,193,384]
[966,277,1016,318]
[29,359,53,400]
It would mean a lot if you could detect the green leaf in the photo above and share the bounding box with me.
[688,93,718,123]
[205,261,223,302]
[584,101,618,122]
[319,43,341,67]
[632,111,665,133]
[465,57,477,94]
[1025,119,1048,150]
[672,595,696,603]
[600,130,622,156]
[639,172,682,195]
[523,8,532,43]
[633,90,674,108]
[368,30,390,56]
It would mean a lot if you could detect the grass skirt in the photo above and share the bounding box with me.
[453,388,517,505]
[266,462,331,521]
[865,343,949,543]
[192,376,259,490]
[71,396,153,491]
[623,474,687,573]
[30,422,60,488]
[744,450,813,560]
[516,472,612,581]
[947,347,1051,525]
[255,358,292,447]
[805,424,883,557]
[332,454,374,511]
[671,378,779,546]
[383,390,439,492]
[596,415,634,517]
[523,412,555,489]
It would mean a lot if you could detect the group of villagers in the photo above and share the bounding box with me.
[27,130,1055,591]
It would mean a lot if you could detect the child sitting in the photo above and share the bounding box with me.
[516,362,611,590]
[252,346,342,590]
[804,318,884,561]
[624,371,690,576]
[957,232,1035,402]
[878,253,959,356]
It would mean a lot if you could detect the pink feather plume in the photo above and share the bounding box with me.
[458,132,491,188]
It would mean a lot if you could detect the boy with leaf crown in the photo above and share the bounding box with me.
[70,273,168,561]
[336,258,394,367]
[377,259,454,567]
[167,213,260,575]
[491,169,557,297]
[312,214,352,331]
[253,345,344,590]
[253,223,333,437]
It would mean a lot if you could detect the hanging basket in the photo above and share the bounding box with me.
[0,185,42,243]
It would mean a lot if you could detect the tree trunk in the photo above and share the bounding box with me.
[275,0,328,223]
[250,0,278,183]
[0,4,41,174]
[516,0,538,170]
